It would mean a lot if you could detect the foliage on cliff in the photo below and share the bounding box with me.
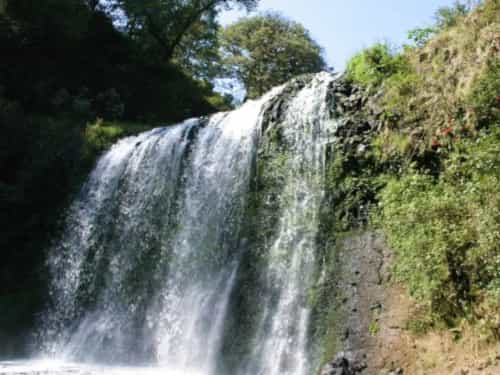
[379,128,500,337]
[347,0,499,163]
[342,0,499,335]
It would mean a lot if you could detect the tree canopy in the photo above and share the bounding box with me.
[220,13,327,99]
[0,0,336,357]
[109,0,258,74]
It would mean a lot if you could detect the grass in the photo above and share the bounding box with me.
[83,119,155,162]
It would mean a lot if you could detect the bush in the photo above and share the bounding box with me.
[468,59,500,128]
[378,127,500,333]
[407,27,436,47]
[405,2,471,48]
[83,120,153,163]
[345,43,409,88]
[435,1,470,29]
[95,88,125,120]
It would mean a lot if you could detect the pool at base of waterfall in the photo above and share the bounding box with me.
[0,360,206,375]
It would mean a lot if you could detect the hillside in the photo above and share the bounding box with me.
[320,1,500,373]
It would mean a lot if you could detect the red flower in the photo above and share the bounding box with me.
[441,127,454,136]
[496,96,500,102]
[431,139,442,149]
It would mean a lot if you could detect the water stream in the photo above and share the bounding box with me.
[0,73,338,375]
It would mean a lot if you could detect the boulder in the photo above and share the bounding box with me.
[321,351,368,375]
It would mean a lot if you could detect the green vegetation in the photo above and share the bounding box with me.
[220,13,327,98]
[340,0,500,337]
[325,144,384,233]
[348,0,498,155]
[83,120,154,161]
[406,1,473,47]
[368,320,380,336]
[345,43,409,89]
[379,127,500,337]
[468,59,500,128]
[407,27,436,47]
[434,1,471,29]
[111,0,258,80]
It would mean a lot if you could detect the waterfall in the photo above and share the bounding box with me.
[239,73,336,375]
[30,73,338,375]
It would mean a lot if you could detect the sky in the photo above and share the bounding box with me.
[219,0,459,71]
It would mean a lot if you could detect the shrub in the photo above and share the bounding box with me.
[95,88,125,121]
[435,1,470,30]
[378,127,500,331]
[407,27,436,47]
[382,70,421,110]
[83,120,153,163]
[71,87,93,118]
[467,59,500,128]
[345,43,409,88]
[325,144,385,233]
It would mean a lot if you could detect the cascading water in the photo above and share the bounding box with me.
[0,73,339,375]
[42,92,278,373]
[240,73,336,375]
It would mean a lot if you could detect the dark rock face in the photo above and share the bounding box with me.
[320,232,393,375]
[236,75,390,375]
[251,73,391,374]
[304,74,393,373]
[326,76,383,158]
[259,73,312,134]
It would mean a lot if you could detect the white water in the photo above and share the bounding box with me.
[0,360,206,375]
[1,73,338,375]
[240,73,336,375]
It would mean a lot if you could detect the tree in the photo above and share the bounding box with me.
[220,13,327,99]
[110,0,258,63]
[435,1,470,29]
[5,0,92,40]
[170,10,222,81]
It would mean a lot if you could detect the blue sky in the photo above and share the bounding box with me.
[220,0,458,71]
